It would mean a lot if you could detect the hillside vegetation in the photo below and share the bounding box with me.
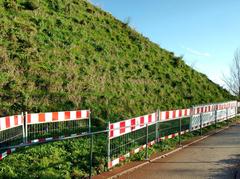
[0,0,232,121]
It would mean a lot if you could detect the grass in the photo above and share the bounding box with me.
[0,0,233,123]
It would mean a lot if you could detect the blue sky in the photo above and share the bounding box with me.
[91,0,240,86]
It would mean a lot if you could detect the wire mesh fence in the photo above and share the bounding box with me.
[0,126,23,151]
[0,115,24,152]
[108,114,192,168]
[25,110,91,143]
[26,119,89,142]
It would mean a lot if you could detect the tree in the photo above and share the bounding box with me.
[223,49,240,99]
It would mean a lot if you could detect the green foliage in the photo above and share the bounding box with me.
[0,0,233,117]
[20,0,39,10]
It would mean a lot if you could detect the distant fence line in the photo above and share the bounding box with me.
[107,100,238,168]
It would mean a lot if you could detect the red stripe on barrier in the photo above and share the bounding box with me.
[6,149,11,154]
[166,111,169,120]
[76,111,81,119]
[108,162,112,168]
[39,113,45,123]
[65,111,70,120]
[120,121,125,134]
[197,108,199,114]
[27,114,31,123]
[39,138,46,143]
[119,156,125,162]
[140,116,144,127]
[148,115,152,123]
[179,110,182,117]
[5,117,10,128]
[110,124,114,138]
[131,118,136,130]
[172,111,176,118]
[14,116,18,126]
[52,112,58,121]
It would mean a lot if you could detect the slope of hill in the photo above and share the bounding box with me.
[0,0,232,121]
[0,0,234,177]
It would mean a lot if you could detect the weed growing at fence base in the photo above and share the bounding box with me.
[0,134,108,178]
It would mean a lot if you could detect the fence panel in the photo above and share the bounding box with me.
[190,101,237,131]
[108,112,158,168]
[26,110,90,143]
[0,114,24,159]
[108,109,191,168]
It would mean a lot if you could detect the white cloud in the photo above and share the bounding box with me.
[181,46,211,57]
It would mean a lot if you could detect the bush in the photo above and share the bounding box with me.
[21,0,39,10]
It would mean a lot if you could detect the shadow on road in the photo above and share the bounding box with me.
[209,154,240,179]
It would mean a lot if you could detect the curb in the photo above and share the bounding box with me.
[108,125,232,179]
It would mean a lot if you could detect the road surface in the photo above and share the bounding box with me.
[119,124,240,179]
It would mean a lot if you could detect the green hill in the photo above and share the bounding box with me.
[0,0,232,121]
[0,0,234,177]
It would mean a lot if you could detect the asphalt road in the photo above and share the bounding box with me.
[119,124,240,179]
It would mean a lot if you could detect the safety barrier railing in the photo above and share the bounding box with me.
[107,100,238,168]
[0,100,240,178]
[0,114,24,150]
[108,109,191,168]
[25,110,90,143]
[0,109,91,159]
[190,101,237,132]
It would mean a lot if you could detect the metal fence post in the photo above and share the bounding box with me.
[189,106,194,132]
[89,133,93,179]
[107,121,111,169]
[236,102,238,116]
[215,107,217,129]
[179,117,182,146]
[145,124,148,160]
[21,112,25,144]
[235,105,238,117]
[200,113,203,136]
[226,108,229,126]
[25,112,28,143]
[155,110,160,143]
[88,109,91,133]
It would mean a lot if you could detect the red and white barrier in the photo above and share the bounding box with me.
[27,110,90,124]
[160,108,191,121]
[0,115,23,132]
[109,112,158,139]
[0,148,16,160]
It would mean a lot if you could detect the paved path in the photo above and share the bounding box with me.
[119,124,240,179]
